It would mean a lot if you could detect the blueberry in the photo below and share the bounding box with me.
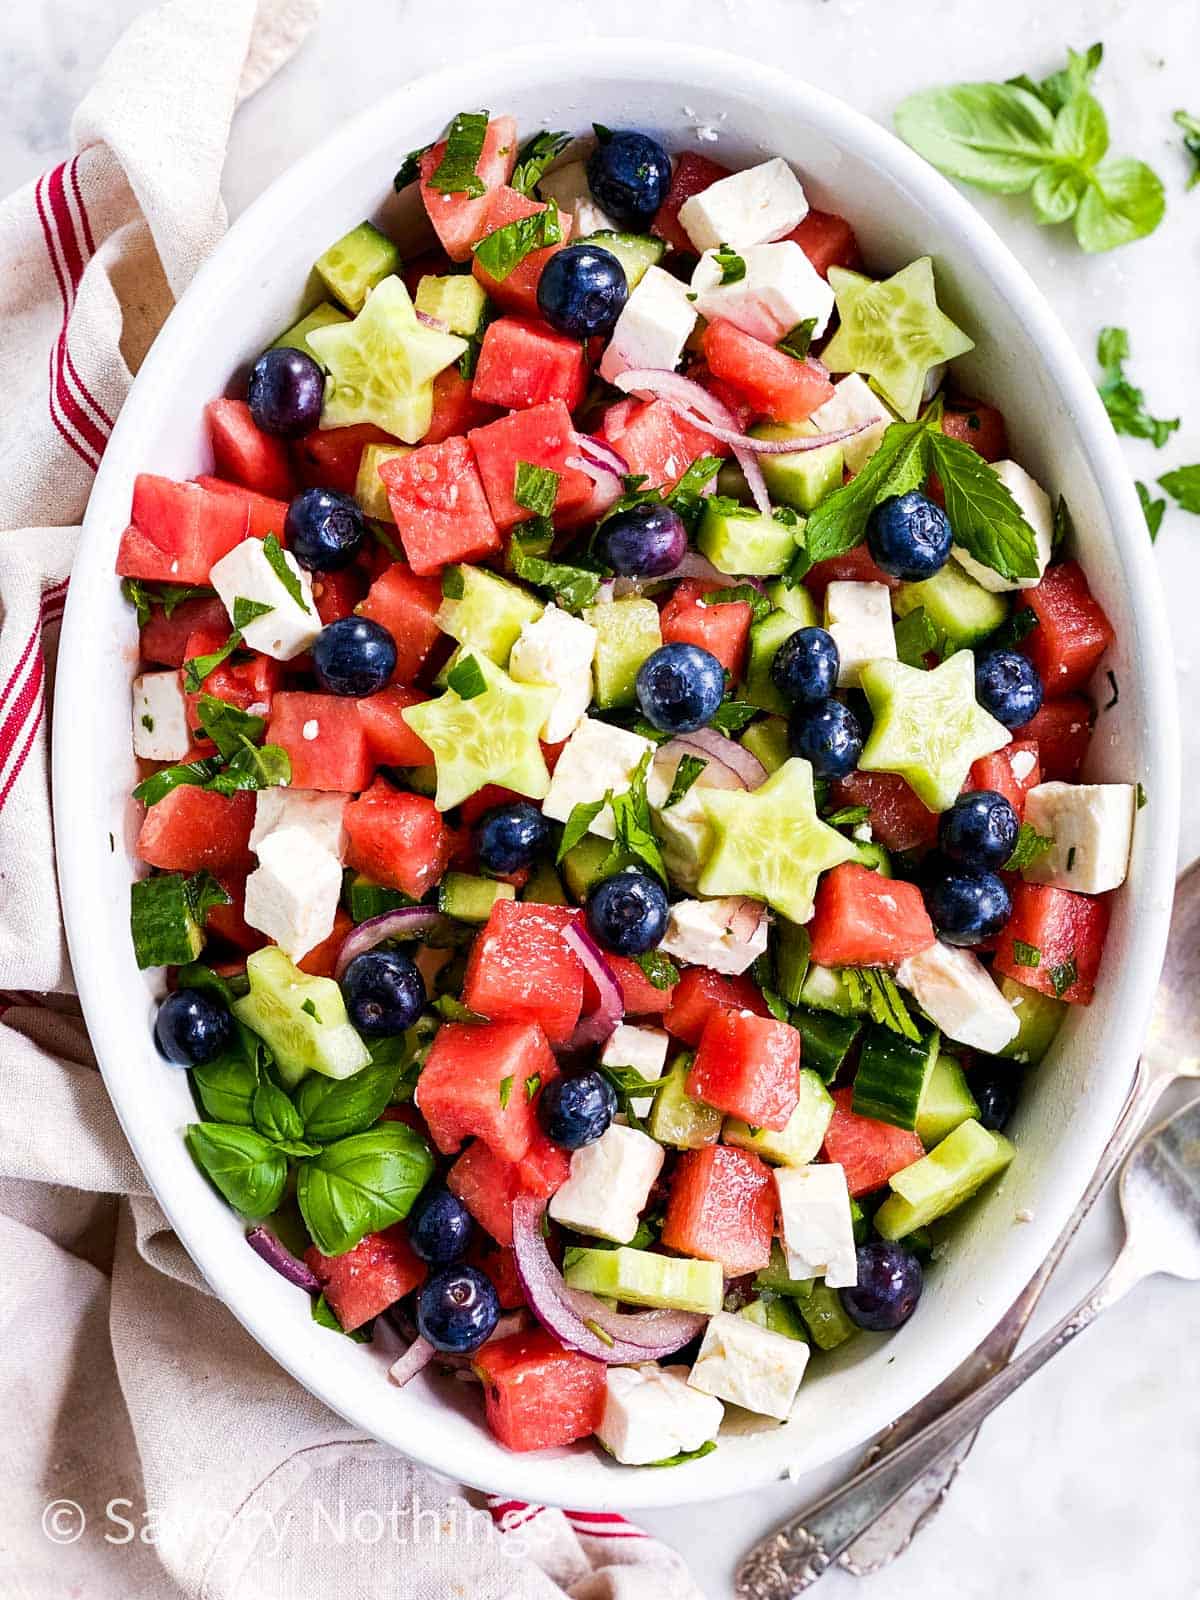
[247,347,325,437]
[407,1185,473,1265]
[975,649,1044,730]
[475,802,550,875]
[865,491,953,581]
[839,1242,924,1332]
[340,949,425,1035]
[284,487,366,572]
[770,626,840,707]
[596,502,687,577]
[586,130,672,229]
[537,243,628,338]
[417,1265,500,1354]
[312,616,397,697]
[154,988,233,1066]
[967,1062,1022,1132]
[938,789,1019,871]
[586,869,669,956]
[925,867,1012,946]
[538,1070,618,1150]
[636,642,725,734]
[787,698,863,779]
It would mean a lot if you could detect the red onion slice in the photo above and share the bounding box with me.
[511,1197,708,1362]
[571,431,630,479]
[561,919,624,1050]
[665,726,767,789]
[612,369,866,455]
[334,906,449,981]
[388,1336,437,1388]
[246,1226,321,1292]
[415,309,450,333]
[737,448,771,513]
[727,896,770,945]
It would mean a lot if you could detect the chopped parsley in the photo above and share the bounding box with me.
[713,244,746,285]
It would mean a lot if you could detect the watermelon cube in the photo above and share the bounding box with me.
[343,778,454,898]
[378,436,501,575]
[470,187,572,317]
[1020,696,1093,781]
[663,965,769,1046]
[304,1223,427,1331]
[447,1131,570,1246]
[422,366,499,445]
[607,952,677,1016]
[600,397,727,489]
[823,1086,926,1196]
[292,423,396,496]
[418,114,519,262]
[966,739,1041,820]
[993,882,1110,1005]
[356,686,434,767]
[297,907,355,979]
[803,545,900,602]
[808,863,936,967]
[785,209,861,278]
[939,399,1008,463]
[194,476,290,545]
[310,566,366,626]
[468,400,593,531]
[660,577,751,679]
[117,475,250,585]
[139,595,230,666]
[652,151,732,254]
[266,691,375,792]
[204,398,294,499]
[355,564,444,685]
[204,869,266,956]
[703,319,834,424]
[471,317,589,411]
[687,1010,801,1131]
[472,1327,606,1452]
[136,785,255,875]
[416,1019,558,1160]
[462,899,585,1045]
[828,771,939,853]
[185,634,282,738]
[1017,560,1115,694]
[470,1242,526,1310]
[660,1145,775,1275]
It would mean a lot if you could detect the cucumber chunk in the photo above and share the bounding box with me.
[697,500,801,577]
[740,1296,810,1341]
[584,596,662,708]
[233,947,370,1088]
[915,1053,980,1148]
[740,716,790,774]
[354,442,411,522]
[130,874,205,970]
[874,1118,1015,1239]
[576,230,666,289]
[994,976,1067,1065]
[765,581,819,625]
[564,1244,723,1314]
[438,872,514,923]
[315,221,401,313]
[744,609,807,714]
[414,273,489,337]
[753,1241,815,1299]
[521,862,568,906]
[724,1069,834,1166]
[893,562,1008,654]
[797,964,868,1017]
[800,1281,861,1350]
[561,835,634,902]
[851,838,892,876]
[751,423,845,513]
[648,1057,723,1149]
[852,1026,941,1131]
[437,566,543,665]
[774,918,812,1007]
[790,1005,863,1084]
[270,301,350,364]
[346,873,414,923]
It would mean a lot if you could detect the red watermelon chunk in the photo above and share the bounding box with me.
[660,1145,775,1275]
[472,1327,606,1452]
[343,778,453,898]
[993,882,1110,1005]
[378,436,500,575]
[356,686,434,767]
[267,691,375,792]
[652,152,732,254]
[418,114,519,262]
[608,952,676,1016]
[823,1087,926,1196]
[204,869,266,955]
[660,577,751,680]
[828,771,939,853]
[462,899,585,1045]
[355,564,444,684]
[139,595,230,667]
[195,476,290,544]
[184,629,282,737]
[470,1242,526,1310]
[311,566,366,626]
[1020,696,1093,781]
[447,1131,570,1246]
[663,965,769,1046]
[423,366,499,445]
[136,785,255,875]
[118,475,250,585]
[939,399,1008,463]
[785,209,862,278]
[966,740,1041,820]
[804,545,900,603]
[204,398,294,499]
[416,1019,559,1160]
[468,399,593,530]
[600,397,728,489]
[304,1224,427,1332]
[297,908,355,979]
[808,862,936,967]
[291,423,396,496]
[703,319,834,424]
[687,1010,801,1131]
[470,187,572,317]
[471,316,588,411]
[1016,560,1115,695]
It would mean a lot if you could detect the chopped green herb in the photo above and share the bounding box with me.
[663,754,707,809]
[140,713,154,732]
[713,243,746,284]
[666,455,725,528]
[1158,464,1200,515]
[301,998,321,1023]
[514,461,560,517]
[824,804,871,828]
[447,654,489,701]
[1137,481,1166,540]
[313,1292,372,1342]
[205,738,292,796]
[1136,781,1148,810]
[1012,939,1042,967]
[232,596,274,629]
[1096,328,1179,447]
[709,699,759,735]
[1048,956,1077,997]
[893,606,941,668]
[557,797,607,861]
[700,585,773,624]
[132,756,223,807]
[1006,41,1103,114]
[1066,845,1077,872]
[394,143,433,191]
[184,870,233,923]
[498,1075,513,1110]
[511,129,571,197]
[645,1439,719,1468]
[844,968,920,1041]
[1051,496,1075,552]
[583,1317,616,1347]
[1174,109,1200,189]
[987,605,1038,651]
[601,752,668,883]
[262,533,311,613]
[182,630,241,694]
[510,544,602,613]
[525,1073,542,1102]
[427,110,490,197]
[195,696,266,762]
[472,207,562,281]
[122,577,213,626]
[433,995,488,1023]
[592,123,614,144]
[1004,822,1055,870]
[778,318,818,360]
[760,988,790,1023]
[633,949,679,991]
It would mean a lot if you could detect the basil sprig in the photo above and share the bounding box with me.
[296,1124,434,1256]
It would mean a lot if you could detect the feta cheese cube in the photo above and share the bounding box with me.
[1021,781,1135,894]
[542,716,657,839]
[824,581,897,686]
[952,461,1053,593]
[775,1163,858,1289]
[243,824,343,961]
[897,941,1020,1053]
[601,1024,670,1116]
[687,1310,810,1420]
[548,1122,665,1243]
[536,159,618,236]
[659,897,769,975]
[250,788,348,858]
[599,265,698,384]
[807,375,894,475]
[132,670,191,761]
[678,157,809,253]
[598,1363,724,1465]
[209,538,320,660]
[507,604,597,744]
[690,241,835,344]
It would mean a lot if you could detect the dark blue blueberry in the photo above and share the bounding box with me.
[865,491,953,581]
[340,949,426,1035]
[586,130,672,228]
[975,648,1044,729]
[770,626,840,707]
[596,502,687,577]
[407,1185,473,1265]
[938,789,1020,871]
[840,1242,923,1332]
[787,698,863,779]
[284,487,366,572]
[246,346,325,437]
[537,243,628,338]
[475,802,550,875]
[925,868,1012,946]
[967,1062,1022,1132]
[312,616,397,697]
[586,869,669,956]
[154,988,233,1066]
[416,1265,500,1354]
[636,642,725,734]
[538,1070,618,1150]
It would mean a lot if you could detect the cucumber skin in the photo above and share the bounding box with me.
[790,1006,863,1085]
[649,1058,723,1150]
[745,610,807,714]
[875,1119,1015,1239]
[438,872,513,923]
[233,948,369,1088]
[752,1241,815,1299]
[130,875,204,970]
[915,1053,980,1147]
[740,1296,810,1341]
[851,1026,939,1131]
[800,1282,860,1350]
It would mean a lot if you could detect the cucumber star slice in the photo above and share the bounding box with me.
[697,757,857,924]
[307,275,467,444]
[401,650,557,812]
[857,652,1010,812]
[819,257,974,422]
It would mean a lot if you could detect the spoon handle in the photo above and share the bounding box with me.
[735,1252,1141,1599]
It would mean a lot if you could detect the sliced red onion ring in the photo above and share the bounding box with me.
[739,451,771,513]
[511,1197,708,1363]
[612,369,867,455]
[665,726,767,789]
[388,1336,437,1388]
[334,906,449,981]
[565,455,624,521]
[561,919,623,1050]
[414,309,450,333]
[246,1226,321,1292]
[727,896,770,945]
[656,738,747,796]
[571,431,630,478]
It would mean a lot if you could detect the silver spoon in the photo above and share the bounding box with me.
[736,1091,1200,1597]
[835,855,1200,1573]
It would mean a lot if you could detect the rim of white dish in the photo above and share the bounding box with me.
[55,40,1181,1511]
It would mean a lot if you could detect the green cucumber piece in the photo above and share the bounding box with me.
[438,872,514,923]
[797,964,868,1018]
[751,423,845,513]
[852,1026,940,1131]
[774,919,811,1007]
[799,1282,860,1350]
[437,566,543,666]
[725,1068,834,1166]
[745,610,806,714]
[354,442,410,522]
[584,596,662,708]
[130,875,205,969]
[752,1242,815,1299]
[851,838,892,876]
[315,221,401,313]
[765,582,819,624]
[564,1244,723,1313]
[521,861,568,906]
[576,230,666,289]
[414,273,489,336]
[561,835,634,902]
[696,500,800,577]
[790,1005,863,1085]
[233,947,370,1088]
[740,1296,809,1341]
[740,716,790,774]
[648,1057,723,1149]
[874,1119,1015,1239]
[270,301,350,364]
[995,976,1067,1065]
[405,765,438,796]
[893,562,1008,654]
[346,873,414,923]
[916,1053,980,1148]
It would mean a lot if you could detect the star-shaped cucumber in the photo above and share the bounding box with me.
[402,650,557,812]
[307,274,466,444]
[697,757,857,924]
[857,652,1010,812]
[820,257,974,422]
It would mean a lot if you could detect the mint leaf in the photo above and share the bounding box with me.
[557,797,607,860]
[394,143,433,191]
[312,1293,372,1342]
[510,545,602,613]
[1175,109,1200,190]
[823,804,871,828]
[893,606,941,668]
[666,455,724,529]
[713,243,746,284]
[1158,464,1200,515]
[1004,822,1055,870]
[184,870,232,923]
[498,1075,513,1110]
[709,699,758,735]
[1012,939,1042,967]
[1137,481,1166,541]
[646,1440,718,1468]
[514,460,560,517]
[472,207,562,281]
[122,577,153,627]
[926,430,1041,581]
[182,629,241,693]
[195,695,266,761]
[635,951,680,992]
[1097,327,1179,446]
[427,110,489,197]
[262,533,310,613]
[133,757,223,807]
[296,1125,435,1257]
[233,596,273,630]
[803,418,930,564]
[602,751,668,883]
[511,129,571,197]
[700,585,773,625]
[205,739,291,795]
[844,969,920,1041]
[778,318,818,361]
[186,1123,287,1219]
[446,654,488,700]
[1048,956,1077,998]
[663,754,707,809]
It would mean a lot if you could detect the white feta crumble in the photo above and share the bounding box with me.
[775,1163,858,1289]
[507,604,597,744]
[687,1311,810,1421]
[599,265,698,384]
[302,719,320,741]
[208,537,320,660]
[897,941,1020,1054]
[548,1122,664,1243]
[659,897,769,975]
[242,824,343,961]
[689,241,835,343]
[678,157,809,253]
[601,1024,670,1116]
[132,670,191,762]
[541,716,657,839]
[1021,781,1135,894]
[952,461,1053,593]
[250,789,347,858]
[806,375,894,475]
[824,581,897,686]
[1010,748,1039,784]
[597,1364,724,1465]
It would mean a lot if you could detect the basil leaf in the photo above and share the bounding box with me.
[1158,464,1200,515]
[557,797,606,861]
[1175,109,1200,190]
[133,757,223,807]
[427,110,490,197]
[514,461,560,517]
[190,1050,260,1125]
[446,654,488,700]
[205,738,292,795]
[262,533,311,613]
[195,695,266,762]
[1051,92,1108,167]
[1004,822,1055,870]
[803,419,930,563]
[894,82,1057,194]
[778,318,818,360]
[663,754,707,809]
[926,430,1041,581]
[296,1124,435,1256]
[511,129,571,197]
[1074,159,1166,253]
[1096,327,1179,447]
[1137,481,1166,540]
[1023,42,1103,115]
[253,1079,305,1145]
[713,244,746,284]
[186,1123,287,1218]
[183,630,241,693]
[312,1292,372,1342]
[1031,162,1088,224]
[295,1059,402,1144]
[472,208,562,282]
[1012,939,1041,967]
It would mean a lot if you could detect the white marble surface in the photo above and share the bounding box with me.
[4,1,1200,1595]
